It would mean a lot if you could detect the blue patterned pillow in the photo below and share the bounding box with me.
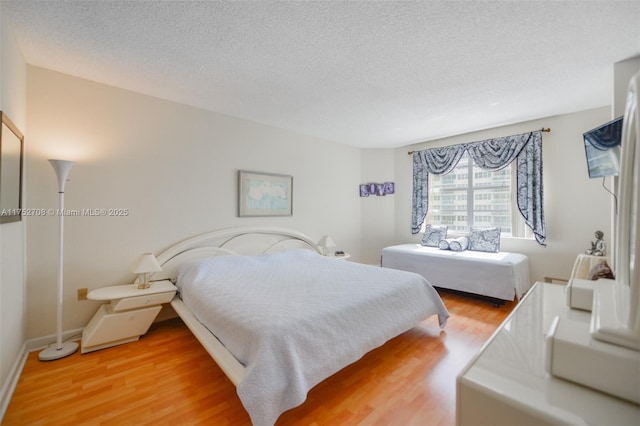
[421,225,448,247]
[468,227,501,253]
[449,236,469,251]
[439,238,454,250]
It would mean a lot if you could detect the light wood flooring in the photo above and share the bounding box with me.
[3,291,515,426]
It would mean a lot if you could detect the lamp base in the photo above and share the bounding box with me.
[38,341,79,361]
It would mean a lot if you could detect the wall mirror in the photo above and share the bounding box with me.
[0,112,25,224]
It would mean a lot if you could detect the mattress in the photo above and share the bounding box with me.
[381,244,531,300]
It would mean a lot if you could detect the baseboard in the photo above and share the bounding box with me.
[0,341,28,423]
[25,327,83,352]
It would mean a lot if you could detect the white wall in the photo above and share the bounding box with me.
[387,108,614,284]
[25,66,362,339]
[0,5,27,414]
[360,149,395,264]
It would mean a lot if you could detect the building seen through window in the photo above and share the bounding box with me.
[425,152,531,238]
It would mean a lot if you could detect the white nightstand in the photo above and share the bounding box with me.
[81,280,177,353]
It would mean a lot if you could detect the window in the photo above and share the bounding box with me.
[425,152,532,238]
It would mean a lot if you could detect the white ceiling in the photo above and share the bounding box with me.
[2,0,639,148]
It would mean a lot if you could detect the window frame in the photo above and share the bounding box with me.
[424,151,533,239]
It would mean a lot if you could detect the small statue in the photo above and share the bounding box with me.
[586,230,606,256]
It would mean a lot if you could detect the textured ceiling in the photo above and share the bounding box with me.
[2,0,639,148]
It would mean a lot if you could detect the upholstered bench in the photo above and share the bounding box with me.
[381,244,531,302]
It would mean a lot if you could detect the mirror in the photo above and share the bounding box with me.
[0,112,24,224]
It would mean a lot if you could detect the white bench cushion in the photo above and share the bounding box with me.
[381,244,531,300]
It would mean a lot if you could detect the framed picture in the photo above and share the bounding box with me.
[359,182,394,197]
[238,170,293,217]
[0,112,24,224]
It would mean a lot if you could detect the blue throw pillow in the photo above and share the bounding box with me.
[467,227,501,252]
[439,238,454,250]
[450,236,469,251]
[421,225,448,247]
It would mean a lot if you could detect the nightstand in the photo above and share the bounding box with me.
[329,253,351,260]
[81,280,177,353]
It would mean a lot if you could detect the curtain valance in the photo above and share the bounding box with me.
[411,131,545,245]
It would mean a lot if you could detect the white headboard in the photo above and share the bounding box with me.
[149,226,321,283]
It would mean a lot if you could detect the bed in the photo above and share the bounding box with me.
[381,244,531,302]
[148,227,449,426]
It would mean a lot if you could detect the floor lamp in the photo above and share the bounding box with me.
[39,159,79,361]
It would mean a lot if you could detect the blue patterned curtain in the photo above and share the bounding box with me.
[412,131,546,245]
[411,145,466,234]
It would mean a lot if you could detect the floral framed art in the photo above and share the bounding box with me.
[238,170,293,217]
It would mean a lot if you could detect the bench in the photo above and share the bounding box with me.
[381,244,531,302]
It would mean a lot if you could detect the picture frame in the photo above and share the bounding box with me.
[359,182,394,197]
[238,170,293,217]
[0,112,25,224]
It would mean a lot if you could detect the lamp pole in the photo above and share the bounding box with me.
[39,160,79,361]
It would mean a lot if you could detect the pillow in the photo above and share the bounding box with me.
[421,225,448,247]
[587,260,615,280]
[449,236,469,252]
[467,226,501,253]
[439,238,454,250]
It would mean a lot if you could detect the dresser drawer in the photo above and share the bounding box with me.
[111,290,175,311]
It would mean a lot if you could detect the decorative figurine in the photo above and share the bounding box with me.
[586,230,606,256]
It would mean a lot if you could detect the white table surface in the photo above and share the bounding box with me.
[87,280,176,301]
[457,282,640,425]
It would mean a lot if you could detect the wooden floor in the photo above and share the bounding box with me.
[3,291,515,426]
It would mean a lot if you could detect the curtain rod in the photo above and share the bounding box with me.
[407,128,551,155]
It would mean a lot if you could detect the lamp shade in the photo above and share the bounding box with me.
[317,236,336,250]
[131,253,162,274]
[48,159,74,193]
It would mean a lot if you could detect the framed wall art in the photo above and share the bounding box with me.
[359,182,394,197]
[238,170,293,217]
[0,112,25,224]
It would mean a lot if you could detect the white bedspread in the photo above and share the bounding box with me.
[382,244,531,300]
[177,249,449,426]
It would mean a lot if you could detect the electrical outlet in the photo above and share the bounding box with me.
[77,288,88,301]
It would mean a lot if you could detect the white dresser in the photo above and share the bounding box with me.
[456,282,640,425]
